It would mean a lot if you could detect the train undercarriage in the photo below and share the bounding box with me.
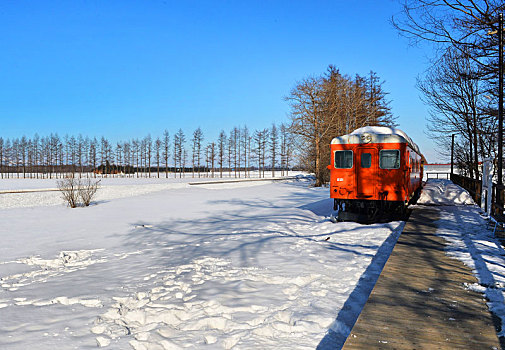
[332,188,421,224]
[333,199,407,224]
[333,188,421,224]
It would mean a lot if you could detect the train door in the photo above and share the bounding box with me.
[356,148,377,198]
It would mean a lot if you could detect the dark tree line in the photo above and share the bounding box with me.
[0,124,295,179]
[393,0,505,179]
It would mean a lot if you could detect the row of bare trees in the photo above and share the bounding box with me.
[0,124,295,179]
[393,0,505,179]
[286,66,397,186]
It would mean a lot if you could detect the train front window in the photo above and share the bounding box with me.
[361,153,371,168]
[380,150,400,169]
[334,150,353,169]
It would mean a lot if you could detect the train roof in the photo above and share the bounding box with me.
[331,126,424,159]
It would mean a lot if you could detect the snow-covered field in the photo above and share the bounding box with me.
[0,175,403,349]
[0,172,302,210]
[3,176,504,349]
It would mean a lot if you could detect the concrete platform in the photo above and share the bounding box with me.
[342,207,502,349]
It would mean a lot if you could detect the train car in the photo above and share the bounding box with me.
[328,126,425,223]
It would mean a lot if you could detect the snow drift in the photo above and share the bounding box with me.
[418,179,474,206]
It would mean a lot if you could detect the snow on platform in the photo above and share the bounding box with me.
[343,207,500,349]
[413,179,505,342]
[0,176,404,349]
[417,179,474,206]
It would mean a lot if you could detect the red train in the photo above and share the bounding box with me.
[328,127,425,223]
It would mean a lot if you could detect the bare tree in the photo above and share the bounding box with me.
[132,139,140,178]
[33,134,40,178]
[174,129,186,178]
[19,136,27,178]
[366,71,396,126]
[286,76,327,185]
[208,142,216,177]
[155,137,161,178]
[116,143,122,177]
[1,125,293,181]
[79,178,101,206]
[217,130,227,178]
[146,135,152,178]
[57,176,80,208]
[123,141,131,177]
[253,129,269,178]
[241,126,250,178]
[286,66,394,185]
[90,138,98,178]
[182,148,187,178]
[393,1,504,165]
[140,137,146,177]
[0,137,4,179]
[162,130,170,178]
[76,135,84,177]
[280,124,287,176]
[191,127,204,178]
[227,131,234,177]
[269,124,278,177]
[419,48,488,178]
[57,175,101,208]
[231,127,239,177]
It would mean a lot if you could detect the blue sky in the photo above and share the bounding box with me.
[0,0,441,161]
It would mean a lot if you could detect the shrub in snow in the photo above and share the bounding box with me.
[57,175,101,208]
[57,176,80,208]
[79,178,101,206]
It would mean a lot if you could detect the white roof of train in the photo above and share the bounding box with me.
[331,126,423,157]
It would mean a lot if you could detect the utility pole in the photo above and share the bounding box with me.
[498,13,504,187]
[451,134,455,175]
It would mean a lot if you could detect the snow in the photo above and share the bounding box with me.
[0,173,302,210]
[0,175,403,349]
[349,126,421,156]
[422,164,453,181]
[3,175,504,349]
[417,179,474,205]
[413,179,505,337]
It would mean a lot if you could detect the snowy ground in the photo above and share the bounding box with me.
[0,172,303,210]
[3,176,503,349]
[0,175,403,349]
[416,179,505,337]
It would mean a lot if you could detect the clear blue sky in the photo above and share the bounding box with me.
[0,0,441,162]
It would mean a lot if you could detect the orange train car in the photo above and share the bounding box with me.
[328,126,425,223]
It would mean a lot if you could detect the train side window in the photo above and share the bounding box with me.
[361,153,371,168]
[379,150,400,169]
[334,150,353,169]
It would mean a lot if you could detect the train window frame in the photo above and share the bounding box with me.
[379,150,400,169]
[334,150,353,169]
[361,152,372,168]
